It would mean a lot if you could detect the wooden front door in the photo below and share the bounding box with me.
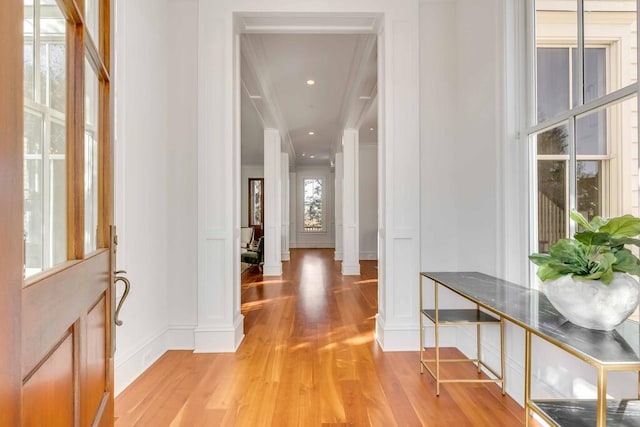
[0,0,116,425]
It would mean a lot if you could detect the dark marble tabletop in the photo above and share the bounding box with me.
[421,272,640,367]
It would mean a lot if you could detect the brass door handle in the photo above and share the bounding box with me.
[114,270,130,326]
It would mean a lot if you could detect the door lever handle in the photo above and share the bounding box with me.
[114,271,130,326]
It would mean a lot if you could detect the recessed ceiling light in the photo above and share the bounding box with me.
[310,155,315,159]
[308,131,315,135]
[306,79,315,85]
[302,153,306,157]
[370,127,375,131]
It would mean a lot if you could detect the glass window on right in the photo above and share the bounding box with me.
[531,0,640,317]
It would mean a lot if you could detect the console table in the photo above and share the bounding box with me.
[420,271,640,427]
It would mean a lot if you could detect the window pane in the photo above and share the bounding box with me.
[303,178,323,231]
[584,0,637,97]
[537,159,567,253]
[537,48,570,122]
[535,1,577,123]
[537,123,569,155]
[24,0,67,278]
[84,60,99,254]
[576,109,606,155]
[577,160,601,221]
[250,180,262,226]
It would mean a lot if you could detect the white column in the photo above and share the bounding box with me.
[194,3,243,352]
[281,153,290,261]
[263,128,282,276]
[342,129,360,275]
[289,172,297,249]
[334,153,343,260]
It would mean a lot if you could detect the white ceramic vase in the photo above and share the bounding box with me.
[543,273,640,331]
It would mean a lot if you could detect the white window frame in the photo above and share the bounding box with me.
[525,0,640,284]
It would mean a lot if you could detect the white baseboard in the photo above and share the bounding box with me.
[114,327,168,396]
[263,263,283,276]
[359,251,378,260]
[375,316,419,351]
[281,250,290,261]
[334,250,343,260]
[342,263,361,275]
[290,242,335,248]
[194,314,244,353]
[166,324,196,349]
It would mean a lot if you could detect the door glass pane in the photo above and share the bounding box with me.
[50,121,67,265]
[535,1,577,123]
[85,0,100,46]
[24,0,67,278]
[24,111,44,274]
[85,59,99,254]
[584,0,637,96]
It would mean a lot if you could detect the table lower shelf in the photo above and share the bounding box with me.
[531,399,640,427]
[421,308,500,324]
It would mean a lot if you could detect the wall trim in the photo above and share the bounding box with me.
[375,316,419,351]
[193,314,244,352]
[290,242,335,249]
[114,327,168,396]
[359,251,377,260]
[166,324,196,349]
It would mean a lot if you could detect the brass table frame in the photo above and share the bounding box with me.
[420,272,640,427]
[419,274,506,396]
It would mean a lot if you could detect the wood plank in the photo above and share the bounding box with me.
[23,333,74,426]
[85,296,107,425]
[0,0,23,424]
[22,250,109,375]
[116,249,529,426]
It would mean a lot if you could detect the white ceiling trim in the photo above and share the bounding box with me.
[235,13,382,34]
[241,35,297,162]
[332,34,378,156]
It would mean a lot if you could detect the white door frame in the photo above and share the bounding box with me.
[195,0,420,352]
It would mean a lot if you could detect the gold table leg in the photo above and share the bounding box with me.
[525,330,531,427]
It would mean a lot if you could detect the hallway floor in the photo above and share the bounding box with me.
[114,248,527,426]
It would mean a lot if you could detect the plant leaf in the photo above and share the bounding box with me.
[611,237,640,248]
[548,239,586,263]
[589,215,608,231]
[574,231,611,247]
[613,248,640,277]
[570,209,593,231]
[599,215,640,238]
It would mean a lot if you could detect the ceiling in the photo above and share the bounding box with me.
[240,33,378,168]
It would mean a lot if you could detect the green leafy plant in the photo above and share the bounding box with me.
[529,210,640,284]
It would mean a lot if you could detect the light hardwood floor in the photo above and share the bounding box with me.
[114,249,528,426]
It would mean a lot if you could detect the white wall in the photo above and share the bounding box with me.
[293,166,335,248]
[240,165,264,228]
[359,143,378,259]
[419,0,637,406]
[113,0,171,395]
[166,0,199,350]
